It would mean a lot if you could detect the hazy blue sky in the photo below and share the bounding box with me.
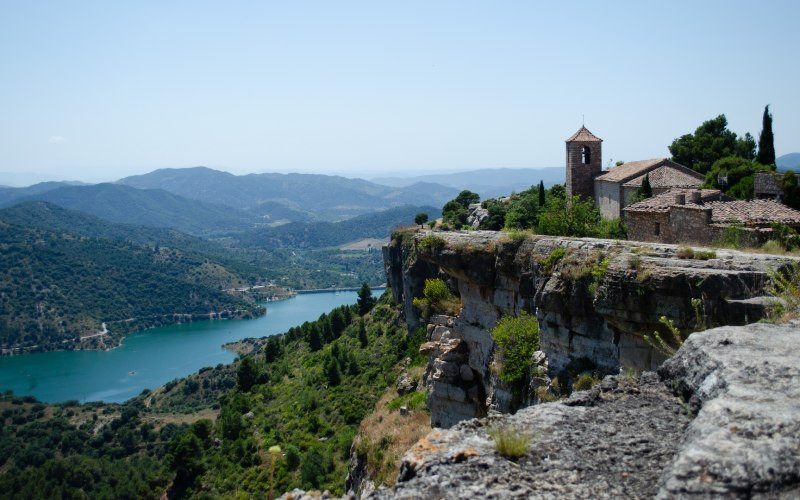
[1,1,798,185]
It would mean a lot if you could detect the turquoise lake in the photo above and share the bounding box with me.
[0,290,372,404]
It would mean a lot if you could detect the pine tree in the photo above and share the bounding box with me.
[641,173,653,198]
[308,325,322,351]
[538,180,546,206]
[357,282,375,315]
[358,319,368,347]
[757,105,775,167]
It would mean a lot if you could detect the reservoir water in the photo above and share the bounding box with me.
[0,290,369,404]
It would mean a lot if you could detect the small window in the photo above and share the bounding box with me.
[654,222,661,236]
[581,146,591,164]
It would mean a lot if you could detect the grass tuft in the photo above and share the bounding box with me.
[487,425,530,460]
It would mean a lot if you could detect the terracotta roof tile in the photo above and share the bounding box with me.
[708,199,800,226]
[623,189,727,213]
[624,189,800,227]
[623,164,705,189]
[565,126,602,142]
[594,158,666,182]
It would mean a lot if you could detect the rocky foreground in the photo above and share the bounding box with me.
[282,320,800,499]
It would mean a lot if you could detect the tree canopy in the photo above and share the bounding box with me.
[668,114,756,174]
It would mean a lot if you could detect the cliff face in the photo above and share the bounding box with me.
[384,230,794,428]
[369,320,800,499]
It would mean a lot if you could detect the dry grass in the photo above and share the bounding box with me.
[352,389,431,487]
[487,425,530,460]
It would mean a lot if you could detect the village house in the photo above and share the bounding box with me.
[624,188,800,245]
[565,126,704,219]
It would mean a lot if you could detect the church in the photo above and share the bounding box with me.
[565,126,704,219]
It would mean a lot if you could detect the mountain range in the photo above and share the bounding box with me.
[118,167,458,221]
[776,153,800,172]
[371,167,564,199]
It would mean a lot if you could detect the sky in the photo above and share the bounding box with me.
[0,1,798,186]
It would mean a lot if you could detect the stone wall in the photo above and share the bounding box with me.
[566,141,602,199]
[595,179,622,219]
[385,230,797,428]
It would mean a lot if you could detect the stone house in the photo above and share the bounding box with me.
[624,188,800,245]
[565,127,704,219]
[754,170,798,201]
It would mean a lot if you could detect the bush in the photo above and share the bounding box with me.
[491,313,539,385]
[572,373,599,391]
[418,235,446,253]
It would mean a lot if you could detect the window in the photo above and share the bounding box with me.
[581,146,591,164]
[654,222,660,236]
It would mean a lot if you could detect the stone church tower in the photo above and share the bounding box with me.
[565,126,602,199]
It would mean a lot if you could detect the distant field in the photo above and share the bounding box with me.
[340,238,388,250]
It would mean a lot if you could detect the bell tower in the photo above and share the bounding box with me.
[565,126,602,199]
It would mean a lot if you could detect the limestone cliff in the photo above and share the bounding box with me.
[366,320,800,499]
[384,230,796,428]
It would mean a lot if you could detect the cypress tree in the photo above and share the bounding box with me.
[757,105,775,167]
[538,180,545,206]
[641,173,653,198]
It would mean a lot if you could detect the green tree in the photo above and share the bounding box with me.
[536,196,600,237]
[538,181,546,207]
[236,357,258,392]
[308,325,323,351]
[454,190,480,207]
[669,114,756,174]
[414,213,429,227]
[504,190,538,230]
[169,431,204,492]
[704,155,771,199]
[357,282,375,315]
[325,357,341,386]
[757,105,776,166]
[358,319,368,348]
[640,173,653,198]
[442,190,480,229]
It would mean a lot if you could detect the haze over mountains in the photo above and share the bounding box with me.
[118,167,457,221]
[777,153,800,172]
[372,167,564,198]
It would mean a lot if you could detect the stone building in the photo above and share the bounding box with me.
[624,188,800,245]
[565,127,704,219]
[753,170,798,201]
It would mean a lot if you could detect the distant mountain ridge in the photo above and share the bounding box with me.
[371,167,564,199]
[118,167,458,221]
[777,153,800,172]
[1,183,255,235]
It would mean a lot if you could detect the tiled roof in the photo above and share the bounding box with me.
[595,158,666,183]
[624,189,800,227]
[623,164,705,189]
[753,171,784,196]
[708,199,800,226]
[565,126,602,142]
[623,189,728,213]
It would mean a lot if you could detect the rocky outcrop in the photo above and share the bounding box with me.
[385,230,797,427]
[368,320,800,499]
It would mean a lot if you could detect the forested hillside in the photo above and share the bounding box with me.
[0,216,266,352]
[0,291,426,498]
[3,183,255,235]
[236,204,441,248]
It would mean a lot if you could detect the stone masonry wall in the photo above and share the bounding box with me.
[566,140,602,199]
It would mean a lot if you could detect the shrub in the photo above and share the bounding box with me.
[491,313,539,385]
[412,278,459,318]
[767,262,800,321]
[487,426,530,460]
[541,248,567,271]
[418,235,446,253]
[572,373,599,391]
[644,316,684,357]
